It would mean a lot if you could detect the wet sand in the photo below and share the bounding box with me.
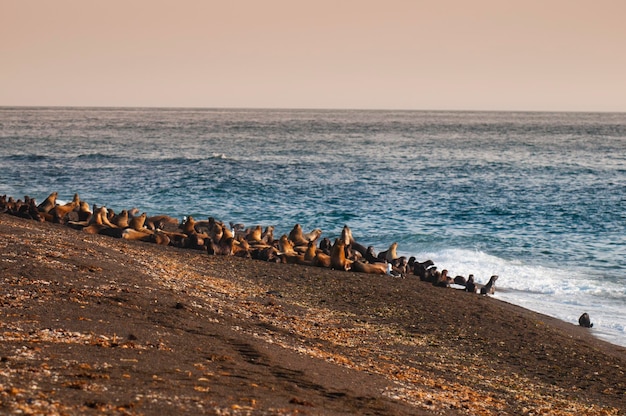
[0,213,624,415]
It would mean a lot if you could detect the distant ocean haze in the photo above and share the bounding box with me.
[1,107,624,346]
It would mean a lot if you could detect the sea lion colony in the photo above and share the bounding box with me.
[1,192,498,294]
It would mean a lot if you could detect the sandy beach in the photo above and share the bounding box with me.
[0,212,624,415]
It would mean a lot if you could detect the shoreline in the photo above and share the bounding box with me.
[1,212,625,414]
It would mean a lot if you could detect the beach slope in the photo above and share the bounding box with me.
[0,213,624,415]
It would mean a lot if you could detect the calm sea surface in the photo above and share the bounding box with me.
[1,107,625,346]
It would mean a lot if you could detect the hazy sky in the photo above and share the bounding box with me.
[2,1,625,112]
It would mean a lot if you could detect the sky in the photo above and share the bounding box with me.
[1,0,625,112]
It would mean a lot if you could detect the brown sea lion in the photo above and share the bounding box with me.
[288,223,309,246]
[351,260,387,275]
[330,238,352,271]
[303,241,318,262]
[278,234,297,255]
[37,192,58,213]
[261,225,275,244]
[49,193,80,223]
[377,242,399,262]
[480,275,499,295]
[578,313,593,328]
[111,209,129,228]
[340,225,367,257]
[245,225,263,243]
[145,214,178,231]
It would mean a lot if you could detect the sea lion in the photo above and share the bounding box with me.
[303,241,318,262]
[288,223,309,247]
[339,225,367,256]
[37,192,58,213]
[278,234,297,255]
[578,313,593,328]
[145,214,178,231]
[49,193,80,223]
[413,259,435,281]
[352,260,387,275]
[330,238,352,271]
[480,275,499,295]
[377,242,399,262]
[302,228,322,244]
[111,209,129,228]
[261,225,275,245]
[434,269,451,288]
[319,237,332,255]
[364,246,386,264]
[245,225,263,243]
[465,274,477,293]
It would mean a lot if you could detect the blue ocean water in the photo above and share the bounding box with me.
[1,107,625,346]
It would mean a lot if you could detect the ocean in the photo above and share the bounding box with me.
[1,107,625,347]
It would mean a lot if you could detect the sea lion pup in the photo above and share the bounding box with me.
[351,260,388,275]
[330,238,352,271]
[578,312,593,328]
[479,275,499,295]
[464,275,477,293]
[37,191,58,213]
[377,242,399,262]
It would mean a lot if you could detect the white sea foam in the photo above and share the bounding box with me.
[414,248,626,347]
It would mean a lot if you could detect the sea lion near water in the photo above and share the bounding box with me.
[145,214,178,231]
[37,192,58,213]
[261,226,275,245]
[434,269,451,288]
[288,224,310,247]
[111,209,129,228]
[330,239,352,271]
[351,260,387,275]
[464,275,477,293]
[578,313,593,328]
[364,246,386,264]
[245,225,263,243]
[413,259,435,281]
[278,234,297,255]
[340,225,367,257]
[302,228,322,244]
[319,238,332,255]
[479,275,499,295]
[377,242,399,262]
[49,193,80,223]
